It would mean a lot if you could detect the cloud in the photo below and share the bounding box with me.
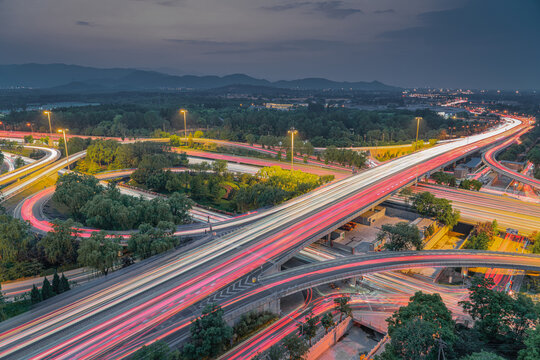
[131,0,185,7]
[374,9,395,14]
[262,1,362,19]
[205,39,346,55]
[313,1,362,19]
[75,21,95,27]
[164,39,242,46]
[156,0,185,6]
[164,37,345,55]
[261,2,311,12]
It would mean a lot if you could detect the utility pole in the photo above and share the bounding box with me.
[58,129,70,170]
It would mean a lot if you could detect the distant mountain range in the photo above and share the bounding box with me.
[0,63,401,92]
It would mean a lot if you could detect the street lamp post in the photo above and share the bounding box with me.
[0,121,5,131]
[180,109,187,143]
[414,117,422,151]
[26,122,34,134]
[414,117,422,186]
[43,111,52,136]
[58,129,70,170]
[288,127,298,171]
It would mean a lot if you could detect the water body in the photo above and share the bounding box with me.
[0,102,100,114]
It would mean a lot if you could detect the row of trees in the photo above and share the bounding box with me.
[3,103,471,147]
[3,105,174,137]
[204,108,465,147]
[30,272,70,304]
[76,140,186,173]
[321,146,367,168]
[376,277,540,360]
[430,171,482,191]
[131,159,332,213]
[53,173,192,230]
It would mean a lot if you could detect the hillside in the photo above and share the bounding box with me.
[0,64,401,92]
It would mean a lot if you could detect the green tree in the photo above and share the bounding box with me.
[320,313,335,334]
[60,273,70,292]
[245,134,256,146]
[378,222,422,251]
[461,351,506,360]
[334,296,352,322]
[39,220,78,268]
[78,232,122,275]
[464,232,490,250]
[52,173,104,220]
[400,187,413,198]
[181,304,233,360]
[232,311,277,341]
[41,277,54,300]
[268,344,285,360]
[52,272,60,294]
[412,192,460,227]
[301,312,319,346]
[212,159,228,175]
[30,284,42,304]
[167,192,192,224]
[518,327,540,360]
[0,214,33,263]
[128,222,178,260]
[378,318,442,360]
[378,292,457,360]
[132,340,179,360]
[14,157,24,169]
[460,277,539,357]
[282,333,309,360]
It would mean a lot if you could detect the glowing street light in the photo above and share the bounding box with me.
[26,122,34,134]
[0,121,5,131]
[58,129,70,170]
[43,111,53,135]
[414,117,422,151]
[288,127,298,170]
[180,109,187,142]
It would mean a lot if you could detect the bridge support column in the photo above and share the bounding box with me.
[267,298,281,315]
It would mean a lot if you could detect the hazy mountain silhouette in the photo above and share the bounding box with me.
[0,63,401,92]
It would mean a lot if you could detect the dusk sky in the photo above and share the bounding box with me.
[1,0,539,89]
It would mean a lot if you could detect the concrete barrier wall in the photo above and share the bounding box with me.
[306,317,352,360]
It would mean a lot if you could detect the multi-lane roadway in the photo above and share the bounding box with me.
[0,117,536,359]
[411,183,540,234]
[483,121,540,190]
[0,146,60,187]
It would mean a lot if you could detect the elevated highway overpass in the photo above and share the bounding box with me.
[482,120,540,190]
[0,117,531,359]
[0,146,60,187]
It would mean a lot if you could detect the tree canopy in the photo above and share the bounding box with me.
[412,192,460,228]
[78,232,122,275]
[181,304,233,360]
[378,222,423,251]
[377,292,457,360]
